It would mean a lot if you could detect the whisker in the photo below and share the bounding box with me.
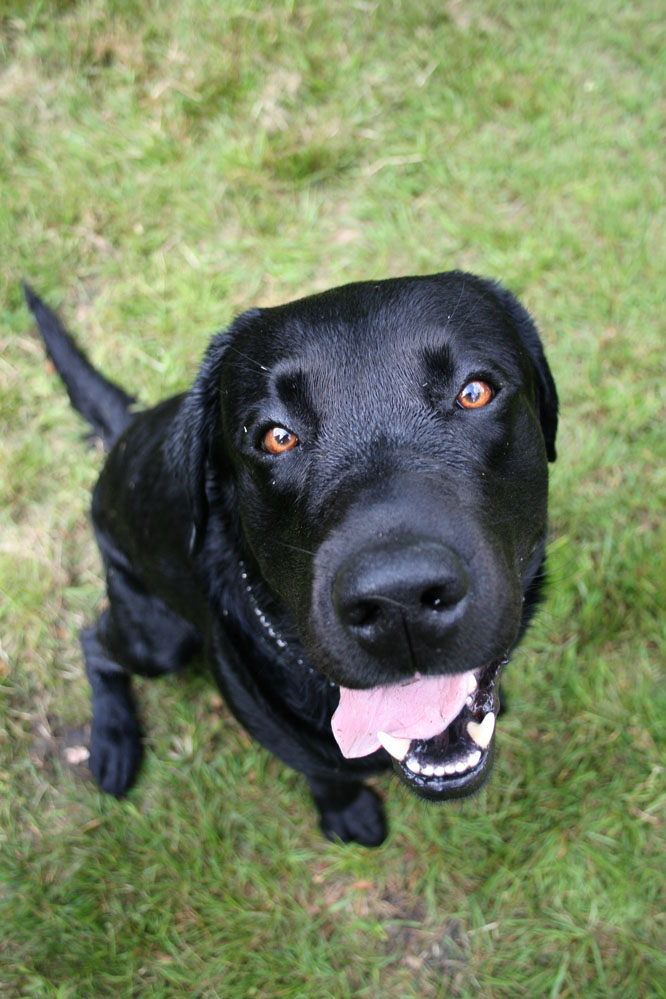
[226,344,269,372]
[275,540,317,557]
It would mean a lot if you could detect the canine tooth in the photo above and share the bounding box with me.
[377,732,411,761]
[407,758,421,774]
[467,712,495,749]
[468,673,478,693]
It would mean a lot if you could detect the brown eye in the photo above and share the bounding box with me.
[456,380,494,410]
[261,426,299,454]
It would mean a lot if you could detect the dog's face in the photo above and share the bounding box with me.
[178,273,557,801]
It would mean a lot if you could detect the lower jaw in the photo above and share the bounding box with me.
[393,737,495,801]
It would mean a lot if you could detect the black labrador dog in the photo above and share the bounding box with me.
[26,273,557,846]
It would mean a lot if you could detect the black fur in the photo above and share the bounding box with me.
[24,283,135,447]
[27,273,557,845]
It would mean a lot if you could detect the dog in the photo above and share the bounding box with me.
[25,272,557,846]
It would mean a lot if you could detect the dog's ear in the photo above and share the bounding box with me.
[489,282,558,462]
[164,330,229,554]
[164,309,262,554]
[164,309,260,553]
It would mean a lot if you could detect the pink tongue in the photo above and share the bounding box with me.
[331,671,474,759]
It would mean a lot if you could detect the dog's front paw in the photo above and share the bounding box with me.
[314,783,387,847]
[89,703,142,798]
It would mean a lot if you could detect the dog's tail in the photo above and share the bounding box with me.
[24,284,137,449]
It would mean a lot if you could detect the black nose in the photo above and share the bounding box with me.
[332,540,469,658]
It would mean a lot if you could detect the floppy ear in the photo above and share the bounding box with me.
[164,330,230,553]
[488,282,558,462]
[164,308,263,554]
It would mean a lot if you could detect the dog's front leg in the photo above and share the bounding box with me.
[81,616,142,798]
[306,776,387,847]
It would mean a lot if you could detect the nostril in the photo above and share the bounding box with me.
[344,600,383,630]
[421,579,466,611]
[421,586,449,611]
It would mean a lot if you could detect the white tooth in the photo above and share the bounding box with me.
[421,764,434,777]
[445,763,456,775]
[468,673,478,694]
[465,695,474,707]
[468,750,482,768]
[434,766,446,776]
[377,731,411,761]
[467,712,496,749]
[407,758,421,774]
[455,760,467,773]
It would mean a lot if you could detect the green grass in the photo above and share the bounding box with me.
[1,0,665,996]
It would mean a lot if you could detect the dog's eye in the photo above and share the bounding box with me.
[456,380,494,410]
[261,426,299,454]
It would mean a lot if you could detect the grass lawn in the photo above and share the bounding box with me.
[1,1,664,996]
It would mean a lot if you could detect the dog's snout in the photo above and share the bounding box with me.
[333,541,469,658]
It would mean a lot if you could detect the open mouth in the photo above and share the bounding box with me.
[331,658,505,801]
[383,660,503,800]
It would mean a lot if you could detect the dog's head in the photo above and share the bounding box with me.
[168,273,557,800]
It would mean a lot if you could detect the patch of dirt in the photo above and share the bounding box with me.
[31,718,92,783]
